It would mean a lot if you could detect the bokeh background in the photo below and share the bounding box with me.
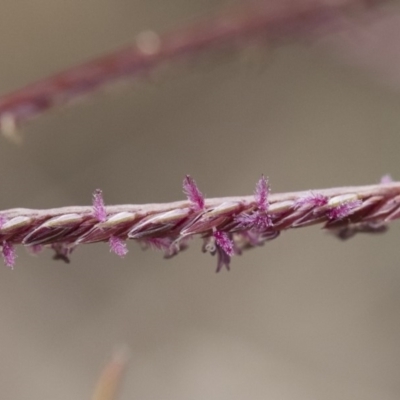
[0,1,400,399]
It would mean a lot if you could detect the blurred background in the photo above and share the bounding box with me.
[0,0,400,399]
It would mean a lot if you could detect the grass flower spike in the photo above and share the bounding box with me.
[0,175,399,271]
[236,175,272,231]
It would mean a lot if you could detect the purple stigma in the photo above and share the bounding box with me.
[183,175,205,211]
[93,189,107,222]
[109,236,128,257]
[2,241,16,269]
[254,175,270,212]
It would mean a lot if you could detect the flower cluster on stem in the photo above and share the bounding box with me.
[0,175,397,271]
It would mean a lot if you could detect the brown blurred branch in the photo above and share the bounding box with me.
[0,0,386,135]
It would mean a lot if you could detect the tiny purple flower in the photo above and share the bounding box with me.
[202,231,234,272]
[109,236,128,257]
[327,199,362,220]
[2,241,16,269]
[214,230,234,257]
[93,189,107,222]
[254,174,269,212]
[236,175,272,231]
[236,212,272,231]
[294,192,328,209]
[183,175,205,211]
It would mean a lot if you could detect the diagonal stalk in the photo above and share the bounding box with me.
[0,0,386,134]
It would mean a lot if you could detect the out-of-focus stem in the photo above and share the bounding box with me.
[0,0,386,134]
[91,348,129,400]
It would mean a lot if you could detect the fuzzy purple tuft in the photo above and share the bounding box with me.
[327,199,362,220]
[254,175,270,211]
[109,236,128,257]
[214,230,234,257]
[236,212,272,231]
[236,175,272,231]
[93,189,107,222]
[2,241,16,269]
[294,192,328,209]
[202,231,235,272]
[183,175,205,211]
